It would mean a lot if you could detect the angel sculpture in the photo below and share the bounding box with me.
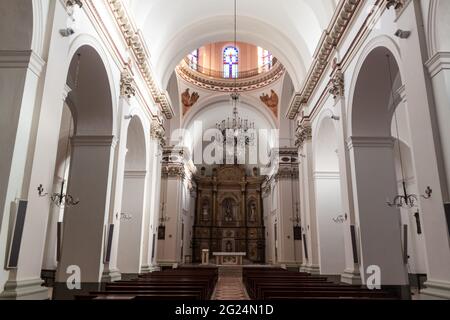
[181,88,200,110]
[260,89,279,115]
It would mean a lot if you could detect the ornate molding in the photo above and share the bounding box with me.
[287,0,362,119]
[107,0,174,119]
[181,88,200,115]
[295,124,313,148]
[329,61,345,99]
[150,120,166,147]
[176,60,285,93]
[120,68,136,98]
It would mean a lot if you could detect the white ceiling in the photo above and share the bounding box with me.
[124,0,338,91]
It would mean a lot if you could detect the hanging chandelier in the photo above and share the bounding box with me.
[215,0,255,150]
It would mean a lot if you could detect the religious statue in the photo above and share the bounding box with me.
[181,88,200,113]
[260,89,279,116]
[224,199,234,222]
[248,202,257,222]
[225,240,233,253]
[202,201,210,221]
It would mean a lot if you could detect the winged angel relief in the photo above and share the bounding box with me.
[182,88,200,115]
[260,89,279,117]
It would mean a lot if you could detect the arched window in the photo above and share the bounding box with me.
[258,47,273,71]
[223,46,239,78]
[188,49,199,70]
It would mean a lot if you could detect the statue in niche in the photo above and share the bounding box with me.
[225,241,233,253]
[201,201,210,221]
[223,199,234,222]
[248,202,257,222]
[260,89,279,116]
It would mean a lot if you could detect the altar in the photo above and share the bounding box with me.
[213,252,246,265]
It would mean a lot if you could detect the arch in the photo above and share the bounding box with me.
[346,40,409,285]
[56,45,118,284]
[428,0,450,55]
[66,34,118,136]
[347,37,403,138]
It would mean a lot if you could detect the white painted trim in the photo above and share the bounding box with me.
[0,50,46,76]
[425,52,450,78]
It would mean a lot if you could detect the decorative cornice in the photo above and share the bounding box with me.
[287,0,362,119]
[107,0,174,119]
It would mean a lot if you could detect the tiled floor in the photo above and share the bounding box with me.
[212,267,250,300]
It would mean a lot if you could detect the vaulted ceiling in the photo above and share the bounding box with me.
[124,0,338,91]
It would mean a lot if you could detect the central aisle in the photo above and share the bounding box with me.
[212,267,250,300]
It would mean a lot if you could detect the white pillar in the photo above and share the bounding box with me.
[117,170,147,274]
[314,172,346,275]
[56,136,116,284]
[397,1,450,298]
[347,137,409,286]
[334,96,362,284]
[299,138,320,274]
[101,97,131,282]
[157,171,183,266]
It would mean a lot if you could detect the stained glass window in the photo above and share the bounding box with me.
[188,49,199,70]
[223,46,239,78]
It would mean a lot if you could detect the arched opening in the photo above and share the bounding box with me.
[55,45,115,286]
[117,116,148,276]
[349,46,409,286]
[313,114,345,275]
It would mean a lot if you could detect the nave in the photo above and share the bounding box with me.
[1,0,450,302]
[71,266,402,301]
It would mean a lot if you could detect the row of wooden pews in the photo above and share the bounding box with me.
[243,268,398,300]
[76,267,218,300]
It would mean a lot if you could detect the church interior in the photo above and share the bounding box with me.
[1,0,450,302]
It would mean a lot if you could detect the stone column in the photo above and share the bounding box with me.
[117,170,147,274]
[396,1,450,298]
[332,75,362,284]
[102,94,133,282]
[297,125,320,274]
[56,136,117,284]
[347,136,409,286]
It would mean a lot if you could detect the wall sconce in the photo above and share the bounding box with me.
[60,28,75,37]
[394,29,411,39]
[331,115,340,121]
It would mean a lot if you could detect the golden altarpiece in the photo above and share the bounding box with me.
[192,166,266,263]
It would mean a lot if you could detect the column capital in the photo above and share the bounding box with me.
[71,135,118,148]
[347,136,396,150]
